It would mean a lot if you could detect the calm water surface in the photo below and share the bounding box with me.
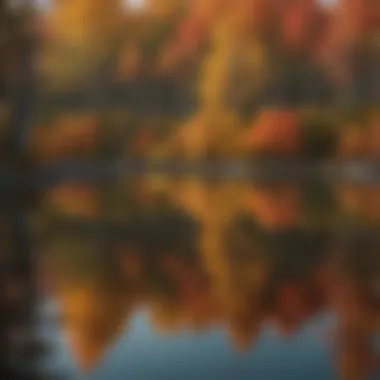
[36,178,380,380]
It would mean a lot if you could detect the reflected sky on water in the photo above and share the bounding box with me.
[40,303,337,380]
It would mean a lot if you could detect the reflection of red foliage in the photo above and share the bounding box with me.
[161,252,328,342]
[35,116,98,162]
[121,251,143,281]
[313,264,330,305]
[246,109,301,155]
[162,255,219,326]
[162,255,206,299]
[270,274,326,336]
[271,283,310,335]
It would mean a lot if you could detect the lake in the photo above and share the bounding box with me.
[34,177,380,380]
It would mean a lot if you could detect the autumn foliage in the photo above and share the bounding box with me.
[31,0,380,162]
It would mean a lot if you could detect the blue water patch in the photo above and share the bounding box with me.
[52,308,337,380]
[39,303,380,380]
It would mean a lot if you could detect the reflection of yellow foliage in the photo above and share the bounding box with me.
[59,283,130,371]
[144,180,252,310]
[336,186,380,222]
[174,110,240,159]
[198,184,254,306]
[46,183,100,219]
[227,300,262,351]
[169,179,211,220]
[142,180,270,347]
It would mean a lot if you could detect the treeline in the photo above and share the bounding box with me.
[31,0,380,162]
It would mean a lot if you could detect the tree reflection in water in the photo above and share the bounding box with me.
[36,178,380,378]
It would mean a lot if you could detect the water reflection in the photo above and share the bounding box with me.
[37,177,380,379]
